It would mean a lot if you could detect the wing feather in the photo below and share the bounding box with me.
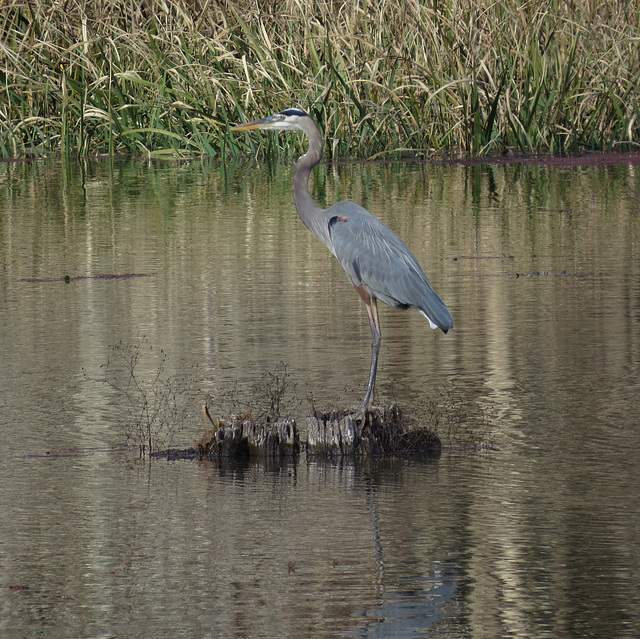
[328,202,453,331]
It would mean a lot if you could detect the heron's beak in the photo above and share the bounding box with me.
[232,114,281,131]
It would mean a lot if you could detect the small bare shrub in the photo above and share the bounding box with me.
[89,336,198,456]
[387,383,500,451]
[208,361,301,424]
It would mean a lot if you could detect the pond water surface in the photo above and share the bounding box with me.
[1,156,639,638]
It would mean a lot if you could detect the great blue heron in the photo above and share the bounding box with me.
[233,108,452,410]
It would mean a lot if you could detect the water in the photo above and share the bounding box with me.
[1,157,639,638]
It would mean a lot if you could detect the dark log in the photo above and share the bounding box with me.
[306,403,441,456]
[198,406,300,458]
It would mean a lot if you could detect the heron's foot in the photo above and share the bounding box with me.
[344,403,383,436]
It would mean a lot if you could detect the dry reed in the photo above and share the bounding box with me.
[1,0,639,158]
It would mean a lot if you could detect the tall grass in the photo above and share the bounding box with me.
[1,0,639,159]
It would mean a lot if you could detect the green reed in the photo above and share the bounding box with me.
[1,0,639,159]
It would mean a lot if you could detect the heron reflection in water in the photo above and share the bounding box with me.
[233,109,452,411]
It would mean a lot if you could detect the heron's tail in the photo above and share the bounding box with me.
[418,292,453,334]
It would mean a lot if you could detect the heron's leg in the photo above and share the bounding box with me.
[362,296,381,410]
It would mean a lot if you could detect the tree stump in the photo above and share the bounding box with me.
[306,403,441,456]
[198,404,440,459]
[198,406,300,458]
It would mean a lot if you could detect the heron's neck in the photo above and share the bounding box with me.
[292,122,327,240]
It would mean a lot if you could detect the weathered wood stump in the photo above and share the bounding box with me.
[306,403,441,456]
[198,406,300,458]
[198,404,440,459]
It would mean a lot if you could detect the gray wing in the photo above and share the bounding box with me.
[328,201,453,332]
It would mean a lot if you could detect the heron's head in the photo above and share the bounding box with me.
[232,108,311,133]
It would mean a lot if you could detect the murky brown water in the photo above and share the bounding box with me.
[1,157,639,637]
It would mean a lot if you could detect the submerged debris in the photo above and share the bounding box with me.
[19,273,153,283]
